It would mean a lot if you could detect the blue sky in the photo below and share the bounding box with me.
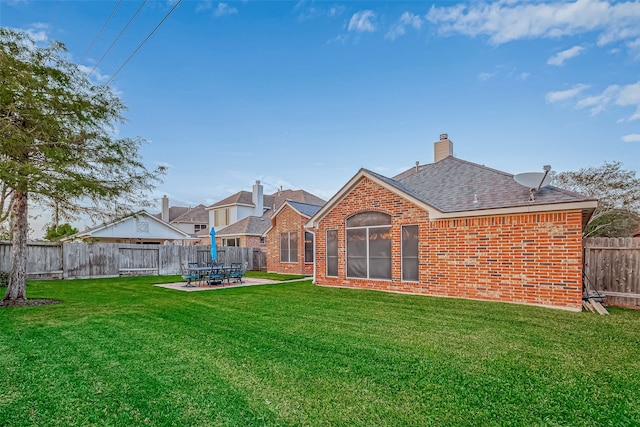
[2,0,640,233]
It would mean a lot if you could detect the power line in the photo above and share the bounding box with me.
[88,0,147,79]
[105,0,182,85]
[79,0,122,64]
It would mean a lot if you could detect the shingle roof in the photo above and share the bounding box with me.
[208,187,326,218]
[217,216,270,236]
[287,200,323,217]
[170,204,208,224]
[263,189,326,217]
[209,191,253,208]
[392,156,594,213]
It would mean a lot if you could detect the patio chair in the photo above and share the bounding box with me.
[181,266,199,287]
[228,262,247,284]
[207,264,226,286]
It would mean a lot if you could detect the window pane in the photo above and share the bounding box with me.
[304,232,314,263]
[347,257,367,277]
[368,227,391,258]
[280,233,289,262]
[369,257,391,279]
[346,211,391,227]
[347,228,367,278]
[402,225,418,257]
[290,232,298,262]
[402,225,419,281]
[369,226,391,279]
[347,228,366,255]
[214,209,228,227]
[402,258,419,281]
[326,230,338,276]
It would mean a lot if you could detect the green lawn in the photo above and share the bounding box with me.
[1,276,638,426]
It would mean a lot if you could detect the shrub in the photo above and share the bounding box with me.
[0,271,8,287]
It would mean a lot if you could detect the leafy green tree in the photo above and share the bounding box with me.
[43,223,78,242]
[0,29,165,302]
[553,161,640,237]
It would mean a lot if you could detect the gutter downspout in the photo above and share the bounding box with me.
[306,229,316,284]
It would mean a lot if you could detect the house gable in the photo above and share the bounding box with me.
[307,169,436,229]
[67,211,194,242]
[266,203,317,275]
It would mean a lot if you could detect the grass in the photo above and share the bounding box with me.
[245,271,310,281]
[0,276,639,426]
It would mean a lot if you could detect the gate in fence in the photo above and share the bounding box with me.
[583,237,640,308]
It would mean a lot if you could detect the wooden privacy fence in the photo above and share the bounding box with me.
[583,237,640,308]
[0,241,266,280]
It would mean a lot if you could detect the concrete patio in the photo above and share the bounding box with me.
[154,277,291,292]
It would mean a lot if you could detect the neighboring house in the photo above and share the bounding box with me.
[265,200,323,275]
[63,211,196,244]
[206,180,325,248]
[216,216,269,247]
[155,195,209,244]
[306,134,598,311]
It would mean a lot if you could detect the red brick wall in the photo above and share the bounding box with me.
[312,177,584,311]
[245,235,266,249]
[266,205,314,275]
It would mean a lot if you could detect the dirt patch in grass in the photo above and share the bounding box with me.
[0,298,61,308]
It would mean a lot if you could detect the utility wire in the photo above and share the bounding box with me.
[88,0,147,79]
[105,0,182,85]
[79,0,122,64]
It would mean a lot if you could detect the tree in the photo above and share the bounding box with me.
[0,29,165,302]
[553,161,640,237]
[43,223,78,242]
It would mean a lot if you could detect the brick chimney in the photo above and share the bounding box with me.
[434,133,453,162]
[161,195,169,222]
[252,180,264,216]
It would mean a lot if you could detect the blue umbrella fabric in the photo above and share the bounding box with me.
[209,227,217,262]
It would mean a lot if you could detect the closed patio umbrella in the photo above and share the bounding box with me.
[209,227,217,262]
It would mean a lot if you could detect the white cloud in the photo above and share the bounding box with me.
[478,72,495,81]
[615,81,640,120]
[348,10,376,33]
[195,1,212,13]
[622,133,640,142]
[328,6,345,17]
[549,81,640,121]
[426,0,640,47]
[386,12,423,40]
[214,2,237,17]
[294,2,344,21]
[77,64,109,83]
[327,34,348,45]
[545,83,590,103]
[628,37,640,60]
[575,84,620,115]
[20,22,49,42]
[547,45,585,66]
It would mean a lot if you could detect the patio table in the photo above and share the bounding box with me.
[184,266,213,287]
[207,265,232,286]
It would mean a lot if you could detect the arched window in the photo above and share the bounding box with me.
[346,212,391,279]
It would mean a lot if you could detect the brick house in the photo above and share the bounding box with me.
[306,134,597,311]
[265,200,323,275]
[206,180,325,249]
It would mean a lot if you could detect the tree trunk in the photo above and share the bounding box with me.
[3,190,28,301]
